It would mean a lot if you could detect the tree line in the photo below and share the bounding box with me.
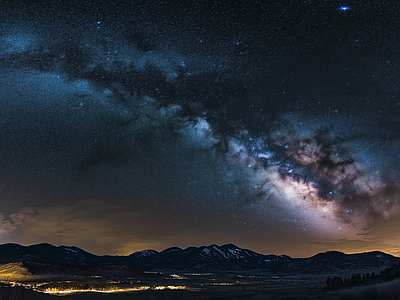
[325,263,400,290]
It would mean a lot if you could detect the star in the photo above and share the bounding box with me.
[338,6,351,11]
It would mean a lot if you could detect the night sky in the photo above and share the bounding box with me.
[0,0,399,257]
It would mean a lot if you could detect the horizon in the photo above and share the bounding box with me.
[0,1,399,259]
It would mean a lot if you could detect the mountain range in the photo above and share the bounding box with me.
[0,243,398,274]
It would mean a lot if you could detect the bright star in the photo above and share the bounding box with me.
[338,6,351,11]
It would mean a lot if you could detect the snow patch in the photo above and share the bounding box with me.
[164,247,181,253]
[64,248,78,253]
[228,249,243,259]
[203,248,211,254]
[213,246,228,258]
[135,250,157,257]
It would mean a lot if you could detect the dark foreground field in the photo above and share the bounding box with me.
[3,269,400,299]
[0,271,345,300]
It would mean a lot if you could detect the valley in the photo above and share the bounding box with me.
[0,243,396,299]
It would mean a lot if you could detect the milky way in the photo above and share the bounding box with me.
[0,1,399,256]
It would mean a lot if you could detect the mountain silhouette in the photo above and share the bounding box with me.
[0,243,398,274]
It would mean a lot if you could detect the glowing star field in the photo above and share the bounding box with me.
[0,0,399,258]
